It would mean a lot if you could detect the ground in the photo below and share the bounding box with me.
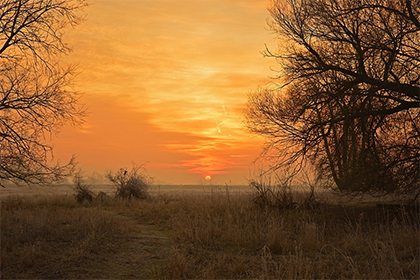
[73,211,171,279]
[1,184,419,279]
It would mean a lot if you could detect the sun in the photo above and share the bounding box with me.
[205,175,212,181]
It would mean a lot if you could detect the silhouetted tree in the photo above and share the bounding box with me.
[0,0,86,187]
[246,0,419,195]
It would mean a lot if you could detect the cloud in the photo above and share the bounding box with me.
[57,0,273,184]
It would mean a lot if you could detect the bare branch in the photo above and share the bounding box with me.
[0,0,86,186]
[246,0,420,196]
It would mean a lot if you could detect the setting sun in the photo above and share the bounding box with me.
[205,175,212,181]
[52,0,272,185]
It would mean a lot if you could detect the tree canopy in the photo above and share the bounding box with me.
[246,0,420,195]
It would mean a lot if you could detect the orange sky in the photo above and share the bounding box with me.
[54,0,276,185]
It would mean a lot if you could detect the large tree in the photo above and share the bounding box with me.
[246,0,419,195]
[0,0,86,186]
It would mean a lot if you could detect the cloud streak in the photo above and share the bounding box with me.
[56,0,273,184]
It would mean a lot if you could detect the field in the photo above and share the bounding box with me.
[1,184,419,279]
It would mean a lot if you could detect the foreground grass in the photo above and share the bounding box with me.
[1,195,125,279]
[1,190,419,279]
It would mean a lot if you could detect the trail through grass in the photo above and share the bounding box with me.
[71,210,171,279]
[0,196,172,279]
[1,189,419,279]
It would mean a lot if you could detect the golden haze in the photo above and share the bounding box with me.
[54,0,274,184]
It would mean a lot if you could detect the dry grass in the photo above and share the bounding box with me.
[1,188,419,279]
[1,195,123,279]
[152,192,419,279]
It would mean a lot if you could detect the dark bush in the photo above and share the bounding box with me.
[106,165,152,200]
[73,173,94,204]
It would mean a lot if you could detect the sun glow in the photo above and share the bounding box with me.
[53,0,271,184]
[205,175,212,181]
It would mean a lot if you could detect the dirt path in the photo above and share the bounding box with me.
[74,211,172,279]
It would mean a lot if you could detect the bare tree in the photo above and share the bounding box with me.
[0,0,86,187]
[246,0,419,195]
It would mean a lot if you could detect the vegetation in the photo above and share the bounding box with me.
[1,187,418,279]
[1,195,121,279]
[0,1,418,279]
[0,0,87,187]
[246,0,420,196]
[106,165,152,200]
[250,177,319,210]
[73,172,94,204]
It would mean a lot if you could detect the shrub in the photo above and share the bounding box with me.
[250,174,319,210]
[106,165,152,200]
[250,177,296,209]
[73,172,94,204]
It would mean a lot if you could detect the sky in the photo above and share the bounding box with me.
[54,0,277,185]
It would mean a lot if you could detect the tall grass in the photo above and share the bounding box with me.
[1,195,122,279]
[1,188,419,279]
[153,191,419,279]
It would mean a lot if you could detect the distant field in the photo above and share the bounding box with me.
[0,184,253,198]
